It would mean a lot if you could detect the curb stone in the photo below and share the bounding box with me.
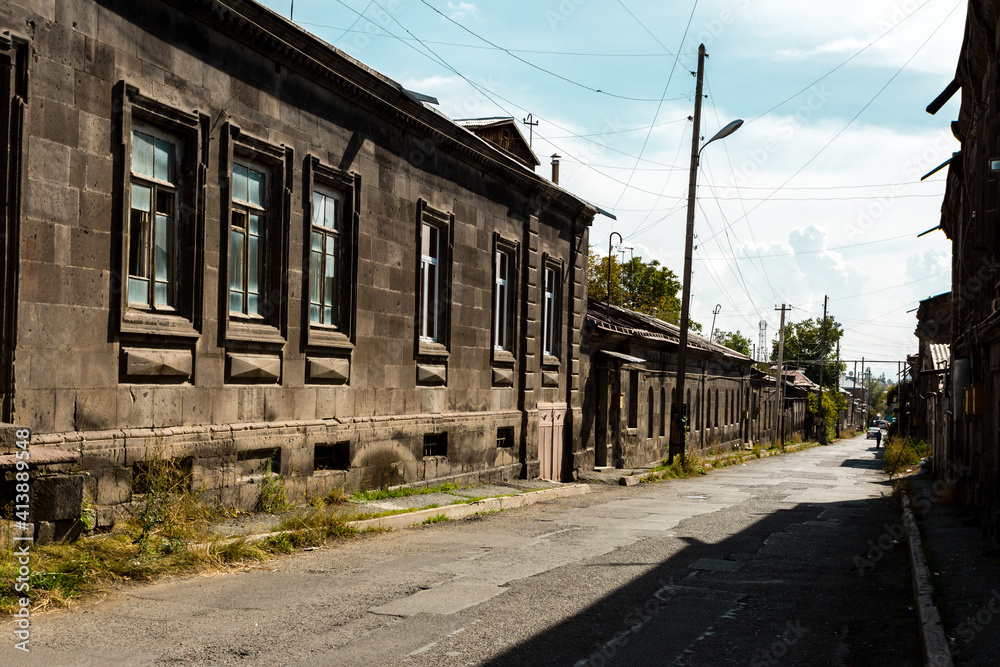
[203,484,594,548]
[616,441,822,486]
[347,483,591,530]
[901,493,953,667]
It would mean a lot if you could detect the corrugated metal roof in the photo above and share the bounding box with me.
[929,343,950,370]
[599,350,646,364]
[587,299,750,361]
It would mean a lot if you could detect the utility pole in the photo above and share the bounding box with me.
[710,304,721,342]
[835,339,841,438]
[817,295,828,444]
[774,304,790,446]
[667,44,742,464]
[606,232,621,310]
[861,356,866,424]
[852,360,858,430]
[668,44,707,465]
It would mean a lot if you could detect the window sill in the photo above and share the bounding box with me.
[307,326,355,351]
[542,354,560,369]
[418,340,450,359]
[227,318,285,345]
[121,309,199,338]
[492,349,515,365]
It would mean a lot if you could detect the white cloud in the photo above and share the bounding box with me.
[447,2,479,21]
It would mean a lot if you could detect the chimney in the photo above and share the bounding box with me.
[550,154,560,185]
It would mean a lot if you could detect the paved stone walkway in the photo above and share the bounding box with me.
[910,475,1000,666]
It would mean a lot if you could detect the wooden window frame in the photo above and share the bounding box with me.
[541,254,563,366]
[414,200,453,358]
[303,156,359,351]
[492,234,519,364]
[116,83,205,339]
[220,123,290,345]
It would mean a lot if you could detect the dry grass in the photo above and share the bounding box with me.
[0,456,357,614]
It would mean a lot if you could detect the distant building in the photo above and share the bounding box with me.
[914,293,952,471]
[580,300,752,469]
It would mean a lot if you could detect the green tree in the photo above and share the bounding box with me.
[712,330,752,356]
[770,316,845,390]
[808,390,847,442]
[588,247,702,332]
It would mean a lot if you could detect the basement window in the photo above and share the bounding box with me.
[496,426,514,448]
[237,448,281,477]
[423,432,448,458]
[314,442,350,471]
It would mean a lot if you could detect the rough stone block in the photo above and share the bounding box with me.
[95,466,132,505]
[29,474,84,522]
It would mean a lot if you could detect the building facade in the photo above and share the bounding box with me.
[580,300,752,469]
[0,0,594,530]
[928,0,1000,537]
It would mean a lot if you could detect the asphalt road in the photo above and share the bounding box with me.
[3,435,920,666]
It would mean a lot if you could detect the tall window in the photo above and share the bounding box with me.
[128,130,176,308]
[715,389,720,427]
[310,189,342,327]
[628,371,638,429]
[420,222,442,342]
[543,266,557,356]
[660,387,667,436]
[647,387,654,438]
[494,248,512,350]
[229,163,266,316]
[706,390,711,430]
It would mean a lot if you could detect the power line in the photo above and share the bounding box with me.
[612,0,700,210]
[416,0,682,102]
[745,0,940,124]
[692,232,917,261]
[699,0,963,247]
[296,20,691,57]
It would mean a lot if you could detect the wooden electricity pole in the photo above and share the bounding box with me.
[818,295,828,444]
[774,304,790,445]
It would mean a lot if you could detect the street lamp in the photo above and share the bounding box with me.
[668,43,743,464]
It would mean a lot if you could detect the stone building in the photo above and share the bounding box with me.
[0,0,595,530]
[913,292,951,471]
[580,300,752,469]
[927,0,1000,537]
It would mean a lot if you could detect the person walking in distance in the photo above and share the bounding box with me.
[875,428,882,449]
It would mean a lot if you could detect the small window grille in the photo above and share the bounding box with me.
[314,442,350,471]
[496,427,514,448]
[423,432,448,457]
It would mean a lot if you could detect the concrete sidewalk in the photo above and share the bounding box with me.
[909,474,1000,666]
[208,478,581,539]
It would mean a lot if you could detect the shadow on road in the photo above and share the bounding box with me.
[482,492,919,667]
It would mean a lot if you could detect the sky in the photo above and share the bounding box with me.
[260,0,965,383]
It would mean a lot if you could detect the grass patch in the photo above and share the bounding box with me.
[0,452,361,614]
[644,453,706,482]
[421,513,450,525]
[882,436,930,479]
[351,482,463,501]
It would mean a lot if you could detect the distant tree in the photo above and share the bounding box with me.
[770,316,845,390]
[713,330,752,356]
[588,247,702,332]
